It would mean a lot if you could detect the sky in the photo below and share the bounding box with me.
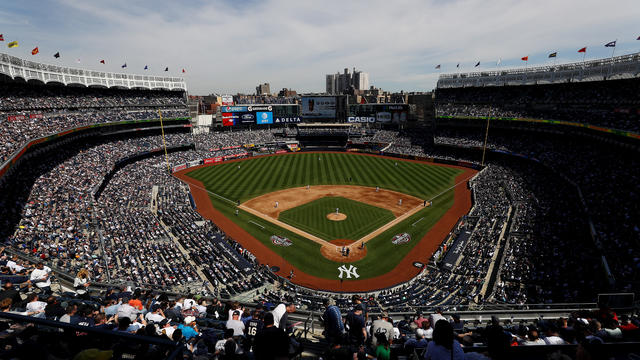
[1,0,639,95]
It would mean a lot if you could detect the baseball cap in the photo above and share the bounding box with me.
[232,310,240,316]
[184,316,196,324]
[416,328,426,338]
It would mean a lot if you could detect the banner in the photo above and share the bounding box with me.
[222,106,248,112]
[222,95,234,106]
[204,157,223,164]
[172,164,187,172]
[29,114,44,119]
[256,111,273,124]
[347,116,375,123]
[222,113,235,126]
[274,116,301,123]
[7,115,26,121]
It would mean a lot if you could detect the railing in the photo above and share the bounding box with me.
[437,52,640,88]
[0,52,187,90]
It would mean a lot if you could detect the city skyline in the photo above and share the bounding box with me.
[1,0,639,95]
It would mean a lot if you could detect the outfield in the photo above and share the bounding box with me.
[178,152,475,291]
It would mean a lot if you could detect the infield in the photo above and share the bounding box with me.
[278,196,395,241]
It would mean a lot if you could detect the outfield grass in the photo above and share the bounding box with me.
[278,196,395,241]
[185,153,463,281]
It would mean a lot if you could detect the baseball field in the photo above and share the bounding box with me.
[175,152,476,292]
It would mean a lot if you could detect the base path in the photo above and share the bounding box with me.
[174,151,477,292]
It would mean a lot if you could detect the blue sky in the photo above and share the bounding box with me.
[1,0,639,95]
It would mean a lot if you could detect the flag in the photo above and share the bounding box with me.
[76,58,81,63]
[164,67,168,71]
[435,64,441,69]
[578,47,587,53]
[548,52,557,58]
[475,61,480,67]
[121,63,127,68]
[456,63,459,68]
[7,41,18,48]
[604,41,616,47]
[360,97,365,104]
[144,65,148,70]
[31,47,39,55]
[54,52,60,58]
[521,56,528,61]
[182,68,185,73]
[637,36,640,40]
[0,34,4,41]
[100,59,105,64]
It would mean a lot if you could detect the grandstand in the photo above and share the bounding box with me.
[0,50,638,360]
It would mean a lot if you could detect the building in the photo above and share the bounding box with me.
[278,88,298,97]
[325,67,370,95]
[256,83,271,95]
[326,74,337,95]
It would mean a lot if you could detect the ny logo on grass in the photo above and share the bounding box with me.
[338,265,360,279]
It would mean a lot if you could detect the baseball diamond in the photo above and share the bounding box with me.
[177,152,476,291]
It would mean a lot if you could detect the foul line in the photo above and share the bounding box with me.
[412,217,424,227]
[249,221,265,230]
[177,178,237,206]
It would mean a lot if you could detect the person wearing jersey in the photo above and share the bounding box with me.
[322,298,344,345]
[245,310,265,352]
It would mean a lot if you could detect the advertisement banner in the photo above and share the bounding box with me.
[222,113,235,126]
[222,106,248,113]
[301,96,336,118]
[274,116,301,123]
[239,112,256,124]
[376,112,392,123]
[172,164,187,173]
[256,111,273,124]
[7,115,26,121]
[204,157,224,164]
[222,95,234,106]
[247,105,272,112]
[347,116,375,123]
[29,114,44,119]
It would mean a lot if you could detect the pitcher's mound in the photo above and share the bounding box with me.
[327,213,347,221]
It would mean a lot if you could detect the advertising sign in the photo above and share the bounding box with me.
[222,106,248,113]
[256,111,273,124]
[301,96,336,118]
[239,112,255,124]
[347,116,376,123]
[222,113,235,126]
[376,112,392,123]
[248,105,273,112]
[222,95,234,106]
[274,116,301,123]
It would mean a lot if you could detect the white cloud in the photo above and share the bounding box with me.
[5,0,640,94]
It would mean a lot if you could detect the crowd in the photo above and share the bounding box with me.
[0,82,188,163]
[435,78,640,133]
[193,130,277,151]
[434,126,639,296]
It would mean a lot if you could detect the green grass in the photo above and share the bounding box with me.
[278,197,395,241]
[184,152,463,281]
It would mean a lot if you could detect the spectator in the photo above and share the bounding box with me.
[425,320,465,360]
[29,261,52,294]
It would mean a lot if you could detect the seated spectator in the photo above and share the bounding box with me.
[226,310,245,336]
[425,320,465,360]
[179,316,200,341]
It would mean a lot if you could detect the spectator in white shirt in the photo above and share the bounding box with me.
[30,262,52,294]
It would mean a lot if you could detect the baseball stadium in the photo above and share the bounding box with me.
[1,9,640,359]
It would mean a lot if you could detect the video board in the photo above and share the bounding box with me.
[301,96,336,119]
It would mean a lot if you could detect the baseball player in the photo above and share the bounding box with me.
[275,201,279,208]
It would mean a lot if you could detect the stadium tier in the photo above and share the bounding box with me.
[0,54,638,359]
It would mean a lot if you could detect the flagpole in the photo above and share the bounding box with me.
[554,50,558,66]
[611,39,617,59]
[158,110,171,173]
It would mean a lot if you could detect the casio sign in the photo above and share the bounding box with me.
[347,116,375,123]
